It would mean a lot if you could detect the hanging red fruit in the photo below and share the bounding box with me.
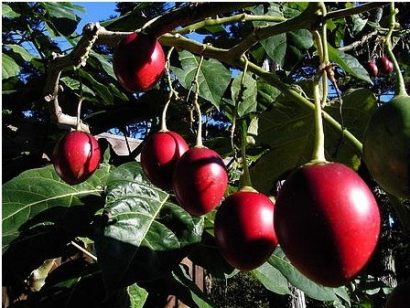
[113,32,166,92]
[53,131,101,185]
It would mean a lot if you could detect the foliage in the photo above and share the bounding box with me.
[2,2,410,308]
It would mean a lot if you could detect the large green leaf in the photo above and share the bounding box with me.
[172,50,231,108]
[269,248,347,302]
[2,54,21,80]
[251,262,290,295]
[328,44,372,84]
[2,163,110,253]
[94,162,204,291]
[250,87,375,193]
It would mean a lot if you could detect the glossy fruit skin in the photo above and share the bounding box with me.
[214,190,278,271]
[363,95,410,199]
[113,32,166,92]
[385,280,410,308]
[378,56,394,75]
[367,60,379,77]
[140,131,189,190]
[172,147,228,216]
[275,162,380,287]
[53,131,101,185]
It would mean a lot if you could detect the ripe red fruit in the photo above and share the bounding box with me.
[141,131,189,190]
[378,56,394,75]
[113,32,166,92]
[214,189,278,271]
[275,162,380,287]
[53,131,101,185]
[367,60,379,77]
[385,280,410,308]
[172,147,228,216]
[363,95,410,199]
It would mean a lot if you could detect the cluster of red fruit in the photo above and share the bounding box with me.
[52,32,383,289]
[140,128,278,272]
[367,56,394,77]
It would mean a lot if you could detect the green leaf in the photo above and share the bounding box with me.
[251,262,290,295]
[261,29,313,68]
[328,44,372,84]
[128,284,148,308]
[88,51,116,79]
[261,34,286,66]
[101,3,150,31]
[351,14,368,35]
[2,3,20,18]
[256,79,281,112]
[324,88,377,142]
[94,162,204,291]
[41,2,77,20]
[269,248,342,301]
[231,72,258,117]
[2,54,21,80]
[8,44,34,62]
[61,76,96,97]
[172,50,231,108]
[2,163,111,253]
[79,69,114,105]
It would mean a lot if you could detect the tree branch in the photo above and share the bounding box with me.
[338,30,378,52]
[43,23,103,132]
[325,2,387,21]
[175,13,287,35]
[144,2,259,37]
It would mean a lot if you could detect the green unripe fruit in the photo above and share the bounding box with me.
[363,95,410,199]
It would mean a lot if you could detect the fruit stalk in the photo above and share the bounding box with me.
[76,97,84,132]
[312,29,327,163]
[239,120,253,188]
[161,47,175,132]
[192,55,205,147]
[385,2,408,97]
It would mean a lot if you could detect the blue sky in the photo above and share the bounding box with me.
[74,2,118,31]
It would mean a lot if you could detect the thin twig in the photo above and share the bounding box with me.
[70,241,98,262]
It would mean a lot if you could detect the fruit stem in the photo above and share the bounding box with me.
[161,47,175,132]
[76,97,84,132]
[311,19,327,163]
[239,119,253,188]
[193,54,205,147]
[385,2,408,97]
[312,82,326,163]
